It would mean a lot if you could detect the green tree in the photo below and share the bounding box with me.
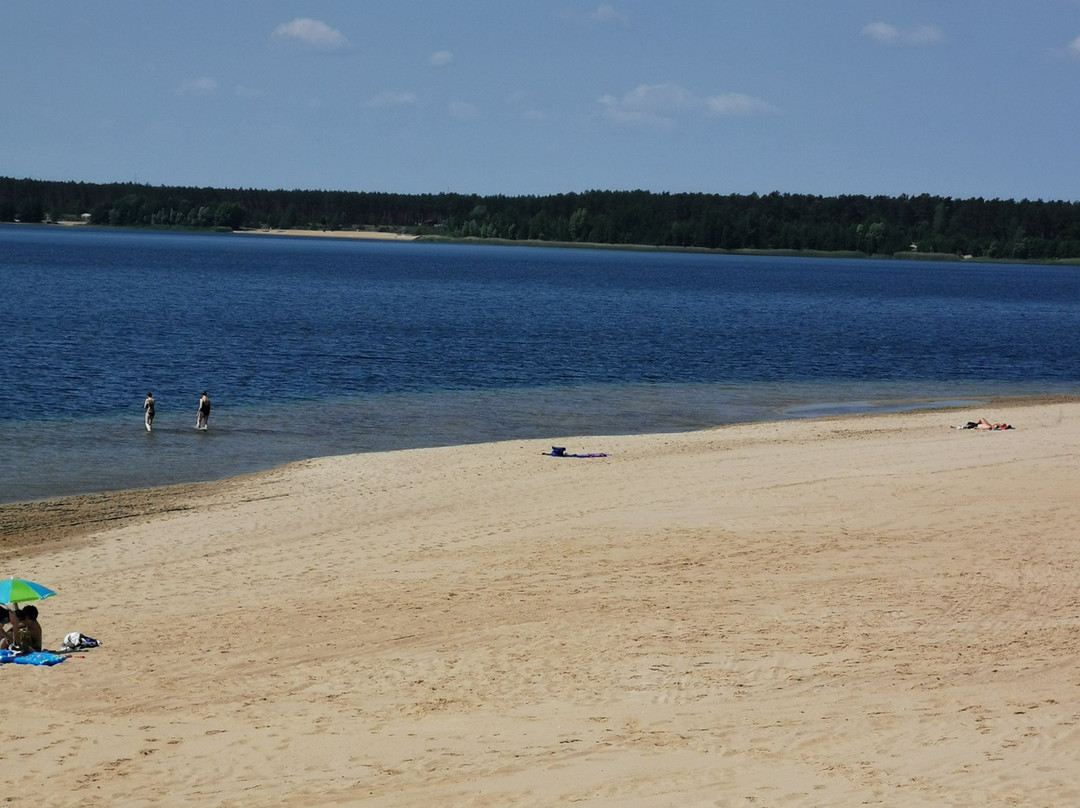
[857,221,887,254]
[213,201,247,230]
[17,200,45,224]
[279,203,299,229]
[568,207,588,241]
[932,200,947,234]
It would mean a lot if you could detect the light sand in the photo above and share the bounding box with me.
[3,401,1080,807]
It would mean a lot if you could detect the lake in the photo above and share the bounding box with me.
[2,224,1078,503]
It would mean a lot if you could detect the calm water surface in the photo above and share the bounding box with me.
[2,225,1078,503]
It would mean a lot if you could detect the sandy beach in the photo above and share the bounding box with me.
[4,399,1080,807]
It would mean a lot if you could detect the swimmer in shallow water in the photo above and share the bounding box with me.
[196,391,211,430]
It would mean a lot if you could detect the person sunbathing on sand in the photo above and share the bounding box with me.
[964,418,1013,430]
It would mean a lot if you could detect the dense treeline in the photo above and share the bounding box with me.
[3,175,1080,259]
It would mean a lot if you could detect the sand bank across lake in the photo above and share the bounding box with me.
[4,400,1080,806]
[237,228,418,241]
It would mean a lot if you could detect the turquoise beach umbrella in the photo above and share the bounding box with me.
[0,578,56,605]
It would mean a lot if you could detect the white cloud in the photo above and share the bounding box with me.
[176,77,218,95]
[272,18,349,50]
[862,22,899,43]
[428,50,454,66]
[862,22,943,46]
[599,83,693,127]
[591,4,628,25]
[448,101,478,121]
[599,83,777,128]
[365,91,417,108]
[1069,34,1080,56]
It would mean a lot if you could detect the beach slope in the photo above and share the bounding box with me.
[4,401,1079,807]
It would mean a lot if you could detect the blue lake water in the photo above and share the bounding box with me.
[2,224,1078,503]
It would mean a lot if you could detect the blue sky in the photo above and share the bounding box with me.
[3,1,1080,201]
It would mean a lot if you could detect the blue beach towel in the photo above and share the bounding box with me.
[12,651,66,666]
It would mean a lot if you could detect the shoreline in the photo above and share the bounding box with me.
[9,386,1076,508]
[25,222,1080,264]
[5,393,1073,550]
[243,227,1080,264]
[235,227,418,241]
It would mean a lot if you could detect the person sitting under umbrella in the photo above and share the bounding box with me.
[1,605,42,652]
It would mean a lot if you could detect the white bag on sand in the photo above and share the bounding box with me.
[60,632,101,651]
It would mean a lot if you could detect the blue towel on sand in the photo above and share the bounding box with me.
[12,651,66,666]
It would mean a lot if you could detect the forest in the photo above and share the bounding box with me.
[3,175,1080,260]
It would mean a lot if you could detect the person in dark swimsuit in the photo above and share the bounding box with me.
[144,391,155,432]
[196,391,211,430]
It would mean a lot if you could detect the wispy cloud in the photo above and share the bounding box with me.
[861,22,944,46]
[365,91,417,108]
[176,77,218,95]
[599,83,777,128]
[448,101,478,121]
[272,18,349,50]
[1069,34,1080,57]
[591,4,628,25]
[428,50,454,66]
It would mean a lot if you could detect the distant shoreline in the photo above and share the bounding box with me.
[18,221,420,242]
[235,227,418,242]
[13,221,1080,264]
[252,229,1080,265]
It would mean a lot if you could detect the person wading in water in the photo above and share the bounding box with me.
[196,391,211,430]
